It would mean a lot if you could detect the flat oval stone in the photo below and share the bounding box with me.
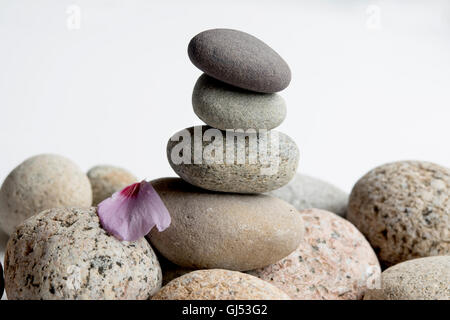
[347,161,450,267]
[268,174,348,217]
[188,29,291,93]
[147,178,304,271]
[192,74,286,130]
[248,209,381,300]
[4,207,162,300]
[364,256,450,300]
[167,125,299,193]
[152,269,291,300]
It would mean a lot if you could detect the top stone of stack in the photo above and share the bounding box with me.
[188,29,291,93]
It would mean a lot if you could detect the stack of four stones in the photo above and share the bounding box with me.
[150,29,304,277]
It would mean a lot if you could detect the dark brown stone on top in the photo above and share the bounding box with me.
[188,29,291,93]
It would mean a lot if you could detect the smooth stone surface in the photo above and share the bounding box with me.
[5,207,162,300]
[248,209,381,300]
[148,178,304,271]
[0,154,92,235]
[268,173,348,217]
[167,126,299,193]
[188,29,291,93]
[347,161,450,267]
[364,256,450,300]
[87,165,137,206]
[192,74,286,130]
[152,269,291,300]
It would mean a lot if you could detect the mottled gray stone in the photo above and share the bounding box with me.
[347,161,450,267]
[147,178,304,271]
[268,173,348,217]
[192,74,286,130]
[0,154,92,235]
[4,207,162,300]
[364,256,450,300]
[167,125,299,194]
[188,29,291,93]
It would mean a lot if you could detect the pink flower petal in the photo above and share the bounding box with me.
[97,181,171,241]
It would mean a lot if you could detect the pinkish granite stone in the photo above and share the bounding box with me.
[248,209,381,300]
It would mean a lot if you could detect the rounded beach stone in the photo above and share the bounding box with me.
[192,74,286,130]
[188,29,291,93]
[4,207,162,300]
[0,154,92,235]
[248,209,381,300]
[87,165,137,206]
[148,178,304,271]
[364,256,450,300]
[152,269,291,300]
[167,125,299,193]
[347,161,450,267]
[268,173,348,217]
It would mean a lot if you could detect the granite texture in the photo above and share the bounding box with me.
[0,154,92,235]
[167,125,299,193]
[87,165,137,206]
[188,29,291,93]
[4,207,162,300]
[192,73,286,130]
[347,161,450,267]
[249,209,381,300]
[152,269,291,300]
[364,256,450,300]
[148,178,304,271]
[268,173,348,217]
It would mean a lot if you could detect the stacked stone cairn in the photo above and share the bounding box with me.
[147,29,304,281]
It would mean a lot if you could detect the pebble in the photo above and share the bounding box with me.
[364,256,450,300]
[347,161,450,267]
[192,74,286,130]
[248,209,381,300]
[87,165,137,206]
[152,269,291,300]
[0,154,92,235]
[4,207,162,300]
[148,178,304,271]
[188,29,291,93]
[167,125,299,193]
[268,173,348,217]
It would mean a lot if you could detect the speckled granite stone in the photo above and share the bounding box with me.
[347,161,450,267]
[364,256,450,300]
[0,154,92,235]
[167,126,299,193]
[188,29,291,93]
[248,209,381,300]
[4,207,162,300]
[148,178,304,271]
[152,269,291,300]
[192,74,286,130]
[268,174,348,217]
[87,165,137,206]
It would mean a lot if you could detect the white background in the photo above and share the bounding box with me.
[1,1,450,295]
